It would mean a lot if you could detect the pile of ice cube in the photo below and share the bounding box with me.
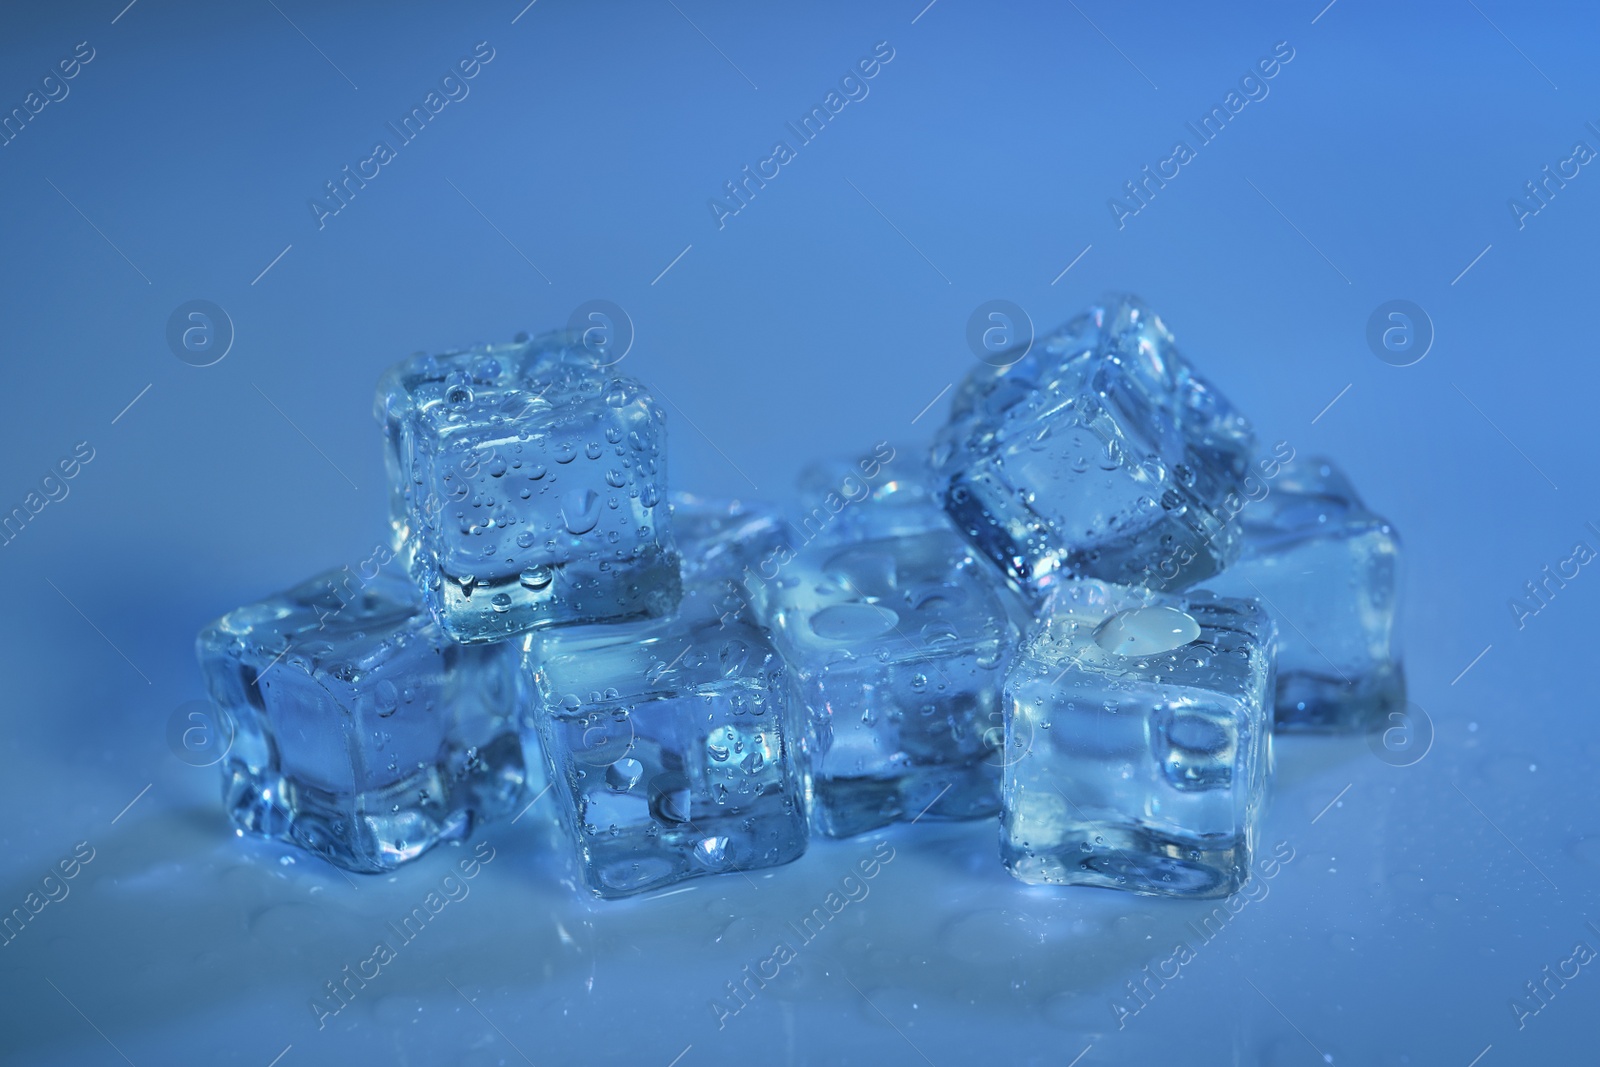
[197,296,1402,900]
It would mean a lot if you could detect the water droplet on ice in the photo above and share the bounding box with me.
[561,489,601,534]
[809,603,900,641]
[648,772,692,824]
[606,757,643,792]
[693,836,730,868]
[1093,606,1201,657]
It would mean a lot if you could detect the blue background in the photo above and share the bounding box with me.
[1,1,1596,1063]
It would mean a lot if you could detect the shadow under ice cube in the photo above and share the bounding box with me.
[1201,456,1404,731]
[1002,581,1274,898]
[376,333,680,644]
[528,497,807,898]
[196,570,533,873]
[933,296,1256,597]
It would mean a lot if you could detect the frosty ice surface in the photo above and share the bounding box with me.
[1201,457,1403,731]
[932,296,1256,597]
[528,497,807,898]
[759,473,1023,838]
[197,570,533,873]
[375,332,680,644]
[1002,581,1274,897]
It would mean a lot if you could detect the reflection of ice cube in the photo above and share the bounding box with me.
[932,296,1256,597]
[1201,457,1403,731]
[760,517,1024,838]
[528,497,807,898]
[196,570,534,873]
[1002,581,1274,898]
[375,333,680,644]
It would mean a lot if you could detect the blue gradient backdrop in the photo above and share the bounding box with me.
[1,2,1596,1064]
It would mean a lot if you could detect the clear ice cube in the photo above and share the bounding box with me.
[932,296,1256,597]
[1200,457,1403,731]
[758,480,1024,838]
[792,441,944,542]
[1002,580,1274,897]
[375,332,680,644]
[196,569,534,873]
[528,496,808,898]
[669,490,792,587]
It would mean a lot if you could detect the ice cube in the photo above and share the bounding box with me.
[375,332,680,644]
[1002,580,1274,897]
[1200,457,1403,731]
[793,441,944,542]
[528,496,807,898]
[932,296,1256,597]
[196,569,534,873]
[758,478,1024,838]
[669,490,792,585]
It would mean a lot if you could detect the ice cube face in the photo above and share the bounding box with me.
[669,491,792,587]
[197,570,533,873]
[529,497,807,898]
[759,522,1023,838]
[793,442,946,543]
[1002,581,1274,898]
[933,296,1256,598]
[376,334,681,644]
[1200,458,1403,732]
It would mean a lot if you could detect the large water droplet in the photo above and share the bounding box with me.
[520,564,553,589]
[1093,606,1200,656]
[561,489,602,534]
[606,757,643,793]
[810,603,900,641]
[374,679,399,717]
[648,772,692,824]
